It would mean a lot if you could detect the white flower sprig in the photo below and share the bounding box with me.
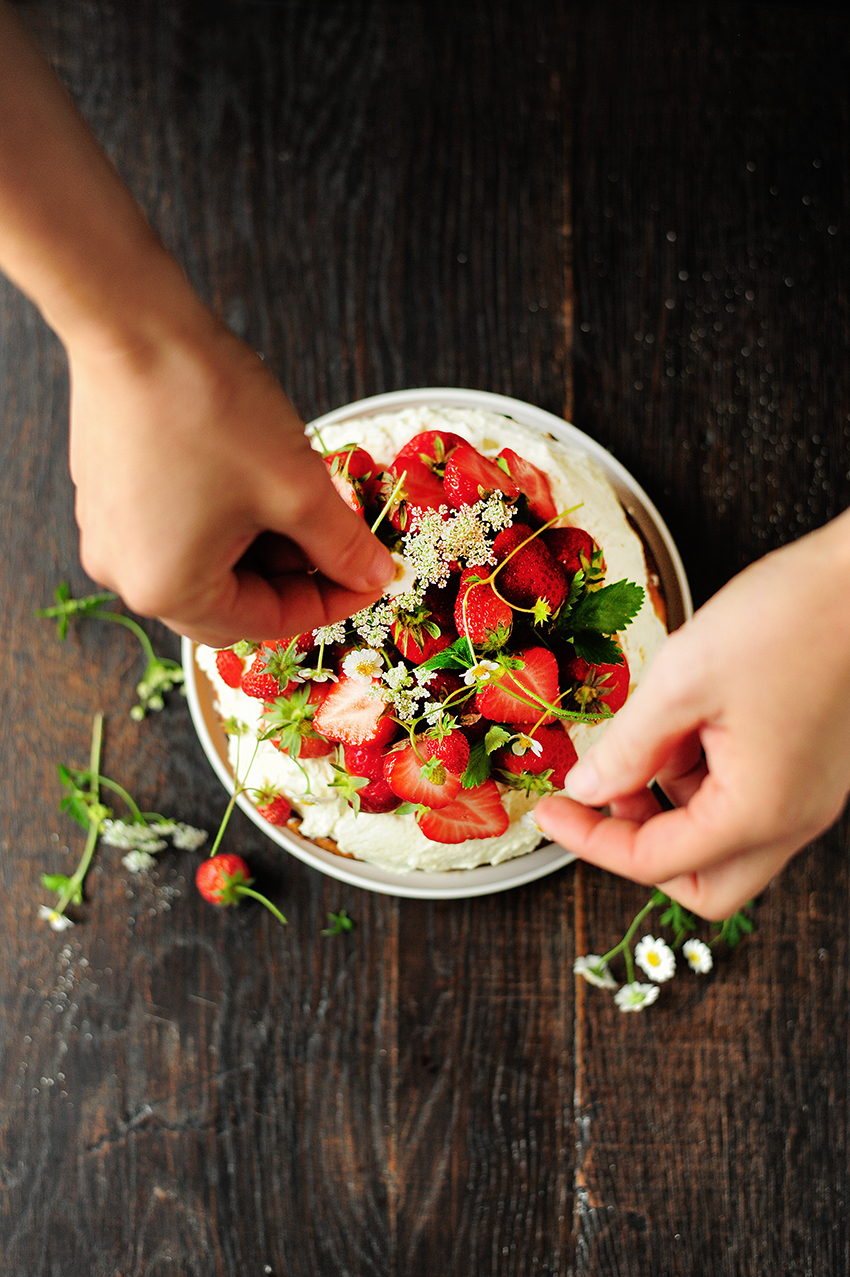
[573,890,753,1011]
[39,713,208,930]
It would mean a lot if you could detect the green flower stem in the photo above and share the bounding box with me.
[208,736,263,858]
[54,713,104,917]
[599,890,666,976]
[235,886,288,926]
[86,610,159,665]
[96,775,144,823]
[371,470,407,534]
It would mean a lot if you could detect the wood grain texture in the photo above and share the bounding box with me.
[0,2,848,1274]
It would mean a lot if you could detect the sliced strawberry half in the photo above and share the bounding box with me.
[381,456,449,531]
[565,652,630,714]
[442,444,520,509]
[384,736,465,809]
[416,780,510,844]
[497,447,557,523]
[474,647,560,725]
[312,676,397,747]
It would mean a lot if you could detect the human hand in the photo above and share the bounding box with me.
[68,306,395,647]
[535,510,850,919]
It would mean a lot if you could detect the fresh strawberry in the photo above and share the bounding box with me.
[566,651,630,714]
[493,722,578,791]
[196,853,287,926]
[416,780,510,843]
[312,676,397,747]
[474,647,560,725]
[492,523,568,617]
[323,447,377,515]
[426,728,471,776]
[542,526,605,582]
[382,456,448,531]
[241,652,283,701]
[324,445,376,482]
[496,448,557,523]
[254,787,292,827]
[215,648,245,689]
[391,586,458,663]
[442,444,520,509]
[195,853,253,907]
[395,430,466,475]
[455,565,513,649]
[384,739,463,809]
[423,669,464,704]
[326,463,365,515]
[262,683,334,759]
[334,745,401,813]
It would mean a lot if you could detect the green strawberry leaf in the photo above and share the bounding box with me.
[418,636,476,672]
[570,631,625,666]
[460,739,491,788]
[483,724,513,754]
[567,579,644,636]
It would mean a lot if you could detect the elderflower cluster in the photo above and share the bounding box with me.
[313,621,348,647]
[351,599,397,648]
[380,661,435,722]
[403,496,514,592]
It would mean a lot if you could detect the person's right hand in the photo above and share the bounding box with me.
[535,508,850,919]
[68,308,395,647]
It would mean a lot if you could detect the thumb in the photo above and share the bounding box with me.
[564,629,710,804]
[273,453,396,595]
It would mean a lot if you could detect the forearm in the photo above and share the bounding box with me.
[0,1,198,352]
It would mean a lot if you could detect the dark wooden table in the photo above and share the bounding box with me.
[1,2,849,1273]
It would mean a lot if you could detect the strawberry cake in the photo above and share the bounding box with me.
[194,404,668,873]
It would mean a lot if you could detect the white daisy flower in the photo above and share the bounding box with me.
[574,954,618,989]
[635,935,676,983]
[342,648,385,681]
[383,553,419,597]
[614,981,660,1012]
[462,658,500,687]
[38,905,74,932]
[510,732,543,757]
[682,937,714,974]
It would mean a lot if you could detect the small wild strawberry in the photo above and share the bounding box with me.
[195,854,287,925]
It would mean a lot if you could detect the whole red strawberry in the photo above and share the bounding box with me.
[241,651,282,701]
[566,652,630,714]
[215,648,245,689]
[254,789,292,827]
[493,722,578,791]
[195,853,253,907]
[195,854,288,925]
[492,523,568,616]
[542,526,605,582]
[454,566,513,649]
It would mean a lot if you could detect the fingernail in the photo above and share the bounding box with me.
[363,544,395,589]
[564,760,602,803]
